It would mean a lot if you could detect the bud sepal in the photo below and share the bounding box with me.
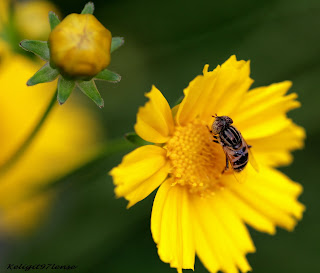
[81,2,95,15]
[48,11,60,30]
[19,40,50,61]
[111,37,125,53]
[57,77,76,105]
[77,80,104,108]
[94,69,121,83]
[27,63,59,86]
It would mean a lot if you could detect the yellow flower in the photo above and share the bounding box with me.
[110,56,305,273]
[0,0,104,236]
[0,43,102,236]
[49,13,112,79]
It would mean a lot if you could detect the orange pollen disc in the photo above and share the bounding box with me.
[165,120,226,196]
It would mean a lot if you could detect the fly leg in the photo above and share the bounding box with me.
[222,155,229,174]
[213,136,219,144]
[207,125,220,143]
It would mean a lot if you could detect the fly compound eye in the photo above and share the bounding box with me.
[211,118,223,134]
[227,117,233,125]
[220,116,233,125]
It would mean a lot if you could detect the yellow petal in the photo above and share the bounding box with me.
[192,216,220,273]
[191,194,252,273]
[176,55,253,126]
[110,145,169,207]
[220,188,276,235]
[134,86,174,143]
[224,165,304,232]
[151,181,195,271]
[212,194,256,254]
[248,121,305,167]
[233,81,301,139]
[125,161,170,208]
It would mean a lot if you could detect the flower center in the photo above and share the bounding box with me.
[166,119,226,196]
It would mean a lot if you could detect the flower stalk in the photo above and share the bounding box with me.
[0,89,57,176]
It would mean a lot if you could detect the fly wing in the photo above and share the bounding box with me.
[239,131,259,172]
[244,140,259,172]
[223,146,247,183]
[248,148,259,172]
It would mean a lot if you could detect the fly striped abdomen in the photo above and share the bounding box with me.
[232,148,249,172]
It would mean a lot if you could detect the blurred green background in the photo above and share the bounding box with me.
[3,0,320,272]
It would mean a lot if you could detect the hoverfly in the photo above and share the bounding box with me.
[209,114,258,175]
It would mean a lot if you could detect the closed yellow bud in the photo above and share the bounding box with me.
[49,13,112,79]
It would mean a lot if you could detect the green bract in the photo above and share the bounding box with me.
[124,132,152,147]
[19,2,124,108]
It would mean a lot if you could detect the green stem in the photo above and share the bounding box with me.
[0,89,57,176]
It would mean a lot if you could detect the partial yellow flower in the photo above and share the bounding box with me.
[110,55,305,273]
[0,39,10,61]
[0,43,102,236]
[49,13,112,79]
[14,0,60,40]
[0,0,9,31]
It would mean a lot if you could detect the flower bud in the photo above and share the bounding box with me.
[48,13,111,79]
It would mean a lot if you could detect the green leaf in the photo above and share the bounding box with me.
[27,63,59,86]
[81,2,95,14]
[49,11,60,30]
[94,69,121,83]
[57,77,76,105]
[111,37,124,53]
[174,95,184,106]
[19,40,50,61]
[77,80,104,108]
[124,132,152,146]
